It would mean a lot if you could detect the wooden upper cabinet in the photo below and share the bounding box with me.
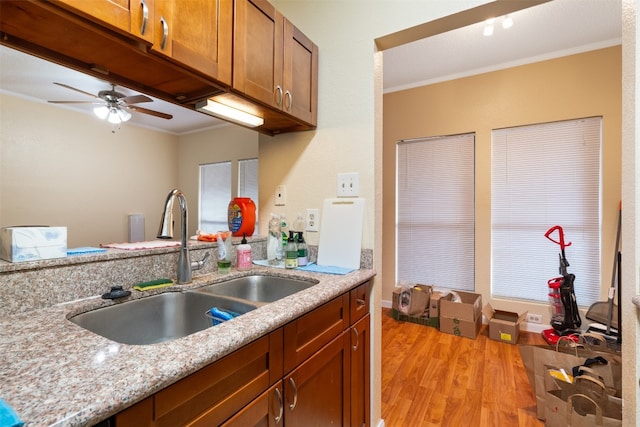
[55,0,154,43]
[151,0,233,85]
[234,0,317,126]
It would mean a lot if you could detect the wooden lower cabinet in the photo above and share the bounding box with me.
[112,280,371,427]
[283,331,350,426]
[350,313,371,427]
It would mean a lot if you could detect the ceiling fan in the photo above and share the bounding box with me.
[48,82,173,124]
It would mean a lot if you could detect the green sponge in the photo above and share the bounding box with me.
[133,278,173,291]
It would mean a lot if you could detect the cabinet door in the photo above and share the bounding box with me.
[233,0,284,109]
[284,331,350,427]
[221,381,284,427]
[350,313,371,427]
[152,0,233,84]
[350,281,370,324]
[55,0,131,33]
[283,293,349,374]
[282,19,318,125]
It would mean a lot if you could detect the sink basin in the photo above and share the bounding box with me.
[195,275,319,303]
[69,292,257,345]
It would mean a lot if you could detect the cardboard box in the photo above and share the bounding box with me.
[429,290,453,318]
[0,226,67,262]
[392,284,431,316]
[391,308,440,329]
[482,303,527,344]
[439,290,482,339]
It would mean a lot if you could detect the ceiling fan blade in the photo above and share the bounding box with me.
[48,100,103,104]
[120,94,153,104]
[129,106,173,120]
[53,82,98,98]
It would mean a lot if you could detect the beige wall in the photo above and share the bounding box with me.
[0,93,178,247]
[0,93,259,247]
[383,46,622,320]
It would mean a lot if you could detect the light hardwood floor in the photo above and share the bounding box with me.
[381,308,546,427]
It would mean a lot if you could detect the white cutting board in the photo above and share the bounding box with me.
[317,198,365,270]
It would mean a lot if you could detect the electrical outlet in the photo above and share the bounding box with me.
[275,185,286,206]
[527,313,543,324]
[306,208,319,232]
[337,172,359,197]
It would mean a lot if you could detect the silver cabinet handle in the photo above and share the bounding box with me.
[356,298,366,307]
[139,0,149,35]
[275,85,283,107]
[160,16,169,50]
[352,327,360,351]
[284,90,292,112]
[288,377,298,411]
[274,386,284,424]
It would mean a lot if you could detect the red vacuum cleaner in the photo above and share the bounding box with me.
[541,225,582,345]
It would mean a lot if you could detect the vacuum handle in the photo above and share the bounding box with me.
[545,225,572,250]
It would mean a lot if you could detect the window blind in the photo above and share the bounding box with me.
[396,133,475,291]
[238,158,259,235]
[491,117,601,306]
[199,161,232,233]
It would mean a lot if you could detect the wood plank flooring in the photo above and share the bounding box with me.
[381,308,546,427]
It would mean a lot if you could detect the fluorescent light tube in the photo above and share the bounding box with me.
[196,99,264,127]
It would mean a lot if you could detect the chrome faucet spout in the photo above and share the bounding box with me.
[157,189,192,284]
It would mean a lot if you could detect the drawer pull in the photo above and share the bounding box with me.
[274,386,284,424]
[352,327,360,351]
[160,16,169,50]
[284,90,292,112]
[356,298,366,307]
[139,0,149,35]
[288,377,298,411]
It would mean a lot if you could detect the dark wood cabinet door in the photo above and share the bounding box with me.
[351,313,371,427]
[284,331,350,427]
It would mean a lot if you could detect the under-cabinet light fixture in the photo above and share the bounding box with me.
[196,99,264,127]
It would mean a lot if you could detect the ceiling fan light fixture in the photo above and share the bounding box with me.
[196,99,264,127]
[117,108,132,122]
[483,18,495,36]
[93,105,110,120]
[502,15,513,30]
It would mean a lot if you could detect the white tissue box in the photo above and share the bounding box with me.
[0,226,67,262]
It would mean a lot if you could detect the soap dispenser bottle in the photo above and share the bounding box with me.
[267,214,281,265]
[296,231,308,266]
[284,230,298,269]
[236,234,252,271]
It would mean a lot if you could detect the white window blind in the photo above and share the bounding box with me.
[491,117,601,306]
[238,158,259,235]
[199,161,231,233]
[396,133,475,291]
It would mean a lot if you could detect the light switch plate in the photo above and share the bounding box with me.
[337,172,359,197]
[275,185,286,206]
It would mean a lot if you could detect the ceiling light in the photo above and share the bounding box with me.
[93,105,109,120]
[502,15,513,29]
[483,18,495,36]
[196,99,264,127]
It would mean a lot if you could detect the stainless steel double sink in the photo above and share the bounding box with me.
[69,275,319,345]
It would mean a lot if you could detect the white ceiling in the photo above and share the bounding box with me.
[0,0,621,135]
[383,0,621,92]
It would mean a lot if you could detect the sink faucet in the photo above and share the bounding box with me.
[157,189,210,284]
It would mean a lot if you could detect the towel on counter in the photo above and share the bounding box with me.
[100,240,181,250]
[252,260,354,275]
[0,397,24,427]
[67,247,107,256]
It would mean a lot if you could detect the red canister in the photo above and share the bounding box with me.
[228,197,256,237]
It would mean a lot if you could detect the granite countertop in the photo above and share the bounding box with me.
[0,266,375,427]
